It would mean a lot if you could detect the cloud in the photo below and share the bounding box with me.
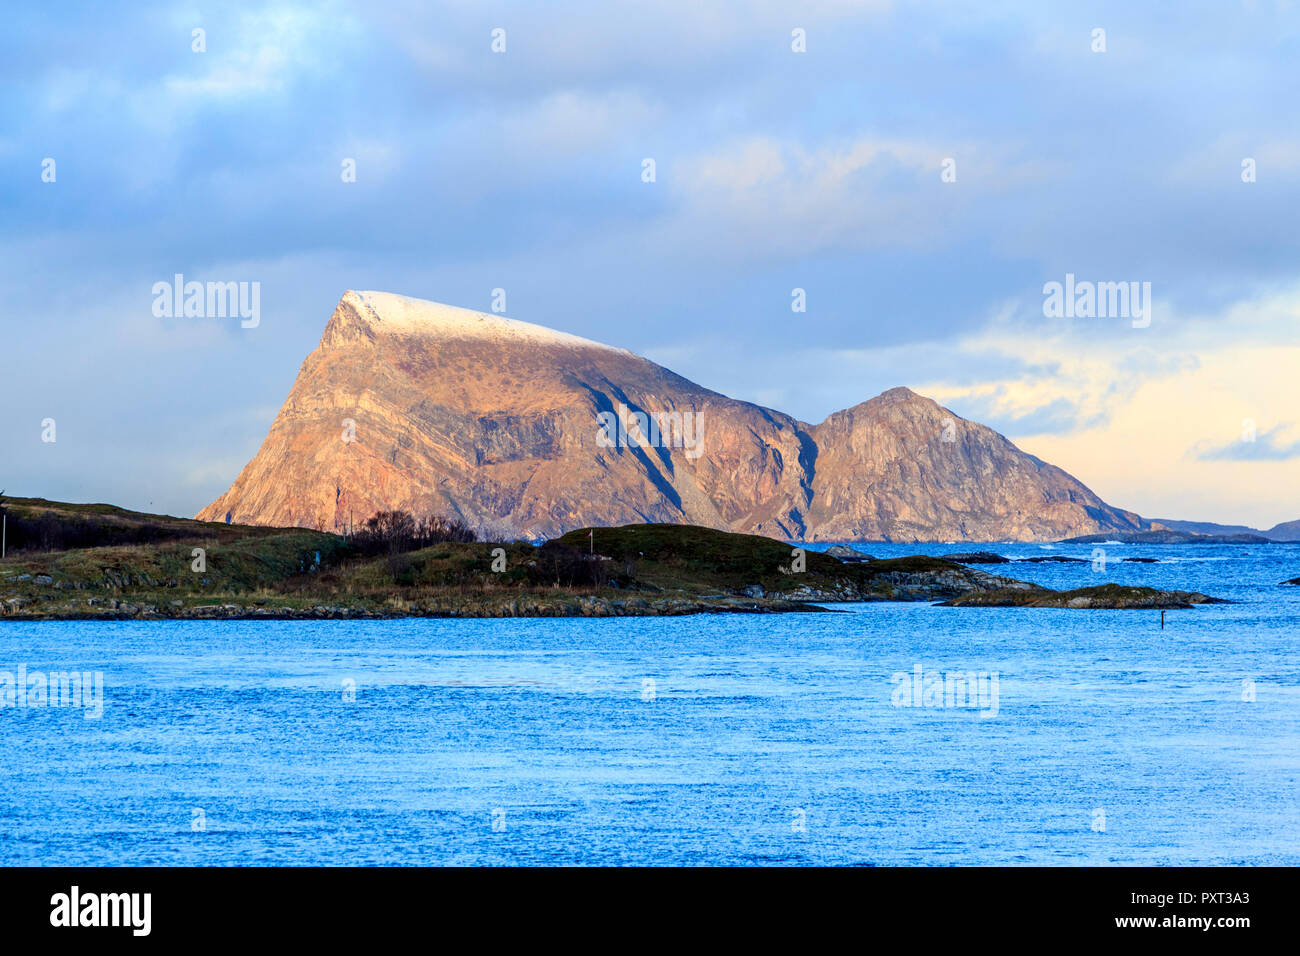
[160,4,341,101]
[662,135,1054,260]
[1191,425,1300,462]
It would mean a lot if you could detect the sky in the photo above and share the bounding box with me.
[2,0,1299,528]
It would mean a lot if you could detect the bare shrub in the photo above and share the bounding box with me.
[348,510,476,556]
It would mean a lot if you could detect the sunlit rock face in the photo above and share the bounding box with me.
[198,291,1148,543]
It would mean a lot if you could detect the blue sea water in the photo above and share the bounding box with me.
[1,542,1297,866]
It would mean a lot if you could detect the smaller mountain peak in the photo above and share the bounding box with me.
[878,386,921,401]
[813,386,942,429]
[846,386,934,413]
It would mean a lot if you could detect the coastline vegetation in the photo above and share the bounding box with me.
[0,496,1223,619]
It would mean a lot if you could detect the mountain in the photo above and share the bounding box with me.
[1151,518,1263,537]
[800,387,1144,541]
[1263,519,1300,541]
[197,290,1150,542]
[1154,518,1300,541]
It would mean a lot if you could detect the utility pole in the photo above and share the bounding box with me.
[589,528,593,555]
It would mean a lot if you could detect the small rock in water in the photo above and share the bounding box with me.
[940,551,1010,564]
[824,545,875,562]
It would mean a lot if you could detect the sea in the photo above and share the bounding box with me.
[1,541,1297,866]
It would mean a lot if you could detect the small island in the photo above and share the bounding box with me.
[0,496,1224,619]
[1060,530,1273,544]
[939,584,1225,609]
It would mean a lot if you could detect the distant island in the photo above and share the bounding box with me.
[1060,530,1278,544]
[0,496,1225,619]
[198,290,1156,544]
[1150,517,1300,542]
[179,290,1296,548]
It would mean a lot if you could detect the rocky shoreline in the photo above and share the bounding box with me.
[939,584,1226,610]
[1,593,830,620]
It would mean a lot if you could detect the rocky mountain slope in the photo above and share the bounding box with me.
[198,290,1150,542]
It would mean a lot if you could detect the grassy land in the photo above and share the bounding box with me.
[0,505,859,618]
[557,524,956,594]
[0,494,294,550]
[0,501,1221,618]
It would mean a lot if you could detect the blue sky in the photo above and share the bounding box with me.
[3,1,1299,526]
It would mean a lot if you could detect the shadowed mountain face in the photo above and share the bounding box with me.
[197,291,1149,542]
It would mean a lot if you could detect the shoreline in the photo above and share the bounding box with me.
[0,595,836,621]
[0,504,1230,620]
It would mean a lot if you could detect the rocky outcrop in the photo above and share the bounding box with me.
[940,551,1010,564]
[824,545,875,561]
[940,584,1226,609]
[199,290,1151,542]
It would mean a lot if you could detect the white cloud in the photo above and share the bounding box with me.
[157,4,347,106]
[661,135,1055,259]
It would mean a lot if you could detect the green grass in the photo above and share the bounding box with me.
[0,494,300,554]
[24,531,342,589]
[2,500,1208,617]
[560,523,827,589]
[0,499,965,602]
[556,523,959,593]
